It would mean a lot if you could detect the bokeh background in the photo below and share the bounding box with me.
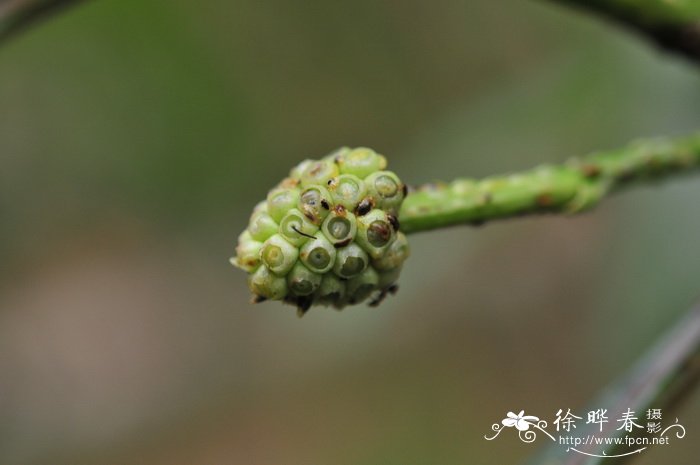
[1,1,700,464]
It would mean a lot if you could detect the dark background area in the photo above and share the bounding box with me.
[1,1,699,463]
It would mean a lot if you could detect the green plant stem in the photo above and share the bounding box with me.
[547,0,700,61]
[525,299,700,465]
[0,0,84,43]
[399,132,700,234]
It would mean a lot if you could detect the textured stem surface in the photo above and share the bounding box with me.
[524,299,700,465]
[400,132,700,234]
[547,0,700,62]
[0,0,84,43]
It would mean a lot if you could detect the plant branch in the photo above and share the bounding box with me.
[0,0,84,43]
[546,0,700,62]
[525,299,700,465]
[399,132,700,234]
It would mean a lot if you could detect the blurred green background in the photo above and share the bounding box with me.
[1,1,700,464]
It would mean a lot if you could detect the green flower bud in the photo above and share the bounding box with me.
[267,187,301,222]
[327,174,366,209]
[290,159,314,179]
[248,211,278,242]
[346,267,380,304]
[372,231,409,271]
[333,242,369,279]
[232,147,409,312]
[299,231,336,274]
[279,208,319,247]
[299,159,339,188]
[231,231,263,273]
[261,234,298,275]
[252,200,268,215]
[355,208,396,259]
[248,265,288,300]
[315,273,346,306]
[299,185,332,225]
[336,147,387,178]
[321,209,357,247]
[364,170,406,213]
[287,261,322,296]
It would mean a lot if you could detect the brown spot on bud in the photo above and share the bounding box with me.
[320,199,330,210]
[355,198,373,216]
[333,238,352,248]
[334,204,346,216]
[387,214,400,231]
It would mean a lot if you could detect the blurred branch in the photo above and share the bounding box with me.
[547,0,700,62]
[400,132,700,233]
[525,299,700,465]
[0,0,84,43]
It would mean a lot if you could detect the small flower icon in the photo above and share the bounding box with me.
[502,411,539,431]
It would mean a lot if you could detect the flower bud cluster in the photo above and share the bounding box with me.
[231,147,409,314]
